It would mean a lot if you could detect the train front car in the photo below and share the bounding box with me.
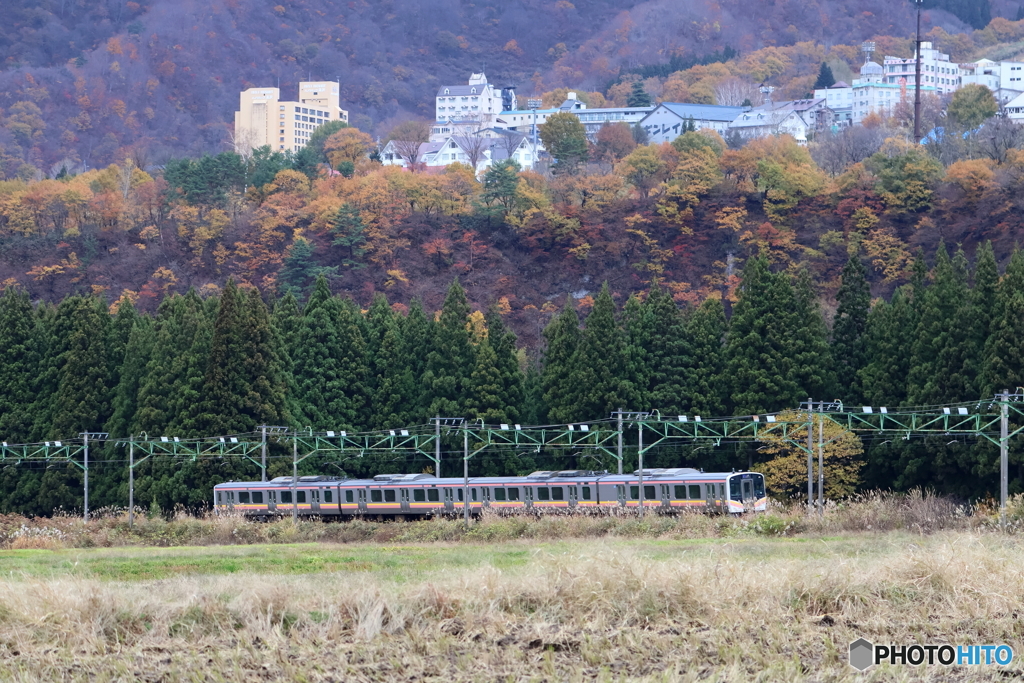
[725,472,767,513]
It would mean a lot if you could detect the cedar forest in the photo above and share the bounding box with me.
[2,0,1024,513]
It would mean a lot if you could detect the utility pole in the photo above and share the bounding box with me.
[128,439,135,528]
[463,420,470,528]
[527,98,542,171]
[261,425,267,482]
[914,0,924,141]
[807,398,814,512]
[818,408,825,516]
[292,434,298,524]
[83,432,89,522]
[638,422,645,518]
[79,432,108,522]
[1001,389,1009,529]
[435,416,441,478]
[617,408,624,475]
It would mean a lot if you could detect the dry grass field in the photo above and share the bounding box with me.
[0,504,1023,680]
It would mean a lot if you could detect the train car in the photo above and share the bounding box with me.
[213,468,767,518]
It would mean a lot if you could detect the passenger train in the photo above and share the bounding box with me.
[213,468,768,517]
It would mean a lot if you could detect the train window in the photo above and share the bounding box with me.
[550,487,563,501]
[296,491,306,504]
[581,486,591,500]
[470,488,477,501]
[753,476,766,498]
[345,490,354,503]
[371,490,383,503]
[414,489,426,502]
[644,486,656,500]
[324,490,332,503]
[494,488,506,501]
[281,491,292,504]
[239,492,250,504]
[457,488,463,502]
[718,483,725,499]
[428,489,440,502]
[729,478,741,500]
[268,491,276,502]
[384,490,396,503]
[630,486,639,499]
[689,484,701,499]
[216,491,222,504]
[507,487,519,501]
[252,492,263,504]
[537,487,550,501]
[675,485,685,499]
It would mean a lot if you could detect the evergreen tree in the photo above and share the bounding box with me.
[790,268,835,401]
[983,250,1024,395]
[541,299,581,423]
[193,281,250,434]
[831,250,871,402]
[133,291,211,437]
[467,336,507,422]
[907,244,968,405]
[623,294,653,409]
[0,288,40,442]
[813,62,835,90]
[423,280,474,418]
[278,236,337,298]
[403,299,433,421]
[633,286,689,413]
[685,297,727,416]
[569,283,635,421]
[292,276,367,430]
[725,255,798,414]
[483,306,526,422]
[627,81,653,107]
[106,317,154,438]
[859,287,916,407]
[371,315,417,429]
[271,292,303,425]
[330,203,367,268]
[50,297,114,438]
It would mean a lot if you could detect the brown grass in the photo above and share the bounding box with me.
[2,532,1023,681]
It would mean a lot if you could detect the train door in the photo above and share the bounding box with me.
[444,487,455,511]
[267,490,277,513]
[567,485,578,509]
[660,484,670,508]
[481,487,491,509]
[705,484,714,509]
[357,488,368,514]
[742,478,754,504]
[310,489,320,514]
[400,488,411,512]
[616,484,627,507]
[524,486,534,509]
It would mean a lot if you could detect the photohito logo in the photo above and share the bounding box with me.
[849,639,1014,671]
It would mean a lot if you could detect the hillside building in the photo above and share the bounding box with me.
[381,132,538,173]
[638,103,748,143]
[727,99,831,143]
[233,82,349,154]
[960,59,1024,105]
[434,73,506,125]
[491,92,653,140]
[814,61,937,126]
[882,42,961,95]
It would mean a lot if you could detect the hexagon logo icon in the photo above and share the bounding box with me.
[850,638,874,671]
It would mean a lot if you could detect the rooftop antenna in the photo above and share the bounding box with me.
[861,41,876,65]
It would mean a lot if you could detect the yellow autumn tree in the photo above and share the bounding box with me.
[753,410,865,502]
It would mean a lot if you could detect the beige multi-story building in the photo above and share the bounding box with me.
[233,81,349,154]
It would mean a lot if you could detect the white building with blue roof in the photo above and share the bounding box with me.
[638,103,748,143]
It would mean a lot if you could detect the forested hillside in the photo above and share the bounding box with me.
[1,0,1019,176]
[2,239,1023,515]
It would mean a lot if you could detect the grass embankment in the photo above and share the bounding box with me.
[2,533,1024,681]
[0,489,1007,550]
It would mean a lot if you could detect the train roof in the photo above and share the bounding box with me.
[213,469,759,488]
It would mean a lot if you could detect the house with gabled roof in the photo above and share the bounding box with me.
[638,103,748,143]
